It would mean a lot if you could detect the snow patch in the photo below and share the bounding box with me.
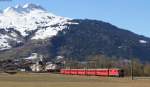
[139,40,147,44]
[118,46,122,48]
[0,34,12,50]
[23,3,45,10]
[24,53,43,61]
[0,29,22,50]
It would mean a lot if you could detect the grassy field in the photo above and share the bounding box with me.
[0,73,150,87]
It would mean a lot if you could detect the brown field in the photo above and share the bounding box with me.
[0,73,150,87]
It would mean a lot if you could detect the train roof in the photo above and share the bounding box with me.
[61,68,122,70]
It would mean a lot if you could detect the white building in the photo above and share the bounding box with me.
[45,62,58,71]
[30,62,43,72]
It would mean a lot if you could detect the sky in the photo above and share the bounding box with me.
[0,0,150,37]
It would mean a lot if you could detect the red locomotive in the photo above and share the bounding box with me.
[60,68,124,77]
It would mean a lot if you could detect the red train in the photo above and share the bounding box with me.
[60,68,124,77]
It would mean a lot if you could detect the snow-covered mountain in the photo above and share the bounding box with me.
[0,3,78,51]
[0,3,150,61]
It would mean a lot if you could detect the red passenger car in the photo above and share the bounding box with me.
[96,69,109,76]
[64,69,71,75]
[70,69,78,75]
[60,68,124,77]
[86,69,96,76]
[77,69,86,75]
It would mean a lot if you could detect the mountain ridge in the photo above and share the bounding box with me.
[0,4,150,61]
[0,3,78,50]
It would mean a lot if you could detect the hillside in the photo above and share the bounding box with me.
[49,19,150,61]
[0,4,150,61]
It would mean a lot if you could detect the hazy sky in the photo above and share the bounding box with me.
[0,0,150,37]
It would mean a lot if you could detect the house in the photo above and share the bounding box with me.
[45,62,59,72]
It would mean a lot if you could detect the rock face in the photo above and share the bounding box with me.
[0,4,150,61]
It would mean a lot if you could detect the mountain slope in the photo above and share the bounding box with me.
[49,19,150,61]
[0,3,78,51]
[0,4,150,61]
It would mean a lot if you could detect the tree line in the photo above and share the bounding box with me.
[63,54,150,76]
